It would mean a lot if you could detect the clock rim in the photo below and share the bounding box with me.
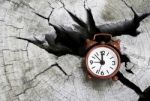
[85,44,121,79]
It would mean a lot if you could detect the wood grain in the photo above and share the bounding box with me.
[0,0,150,101]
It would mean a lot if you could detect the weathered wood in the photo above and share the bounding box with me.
[0,0,150,101]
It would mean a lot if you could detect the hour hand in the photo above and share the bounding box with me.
[93,61,101,63]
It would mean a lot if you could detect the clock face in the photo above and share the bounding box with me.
[86,45,120,78]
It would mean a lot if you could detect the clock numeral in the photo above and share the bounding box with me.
[112,61,115,65]
[96,70,100,74]
[100,51,105,55]
[106,70,109,74]
[106,52,109,56]
[90,60,93,65]
[92,66,95,69]
[92,56,95,59]
[110,67,113,69]
[96,52,99,56]
[101,71,104,75]
[110,57,114,59]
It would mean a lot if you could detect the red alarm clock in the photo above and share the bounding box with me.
[85,33,121,80]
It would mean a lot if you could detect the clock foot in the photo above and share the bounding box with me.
[87,74,93,79]
[112,75,118,81]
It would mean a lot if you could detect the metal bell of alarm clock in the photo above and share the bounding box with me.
[85,33,121,80]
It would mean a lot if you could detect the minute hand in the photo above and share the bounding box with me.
[101,53,104,61]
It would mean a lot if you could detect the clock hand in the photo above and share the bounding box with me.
[95,54,101,61]
[100,52,105,65]
[98,65,102,73]
[93,61,101,63]
[101,52,104,61]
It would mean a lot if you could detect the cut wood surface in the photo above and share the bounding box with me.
[0,0,150,101]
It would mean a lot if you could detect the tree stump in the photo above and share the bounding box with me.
[0,0,150,101]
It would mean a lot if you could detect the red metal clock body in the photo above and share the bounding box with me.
[85,33,121,79]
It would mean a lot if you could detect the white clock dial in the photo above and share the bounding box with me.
[86,45,120,78]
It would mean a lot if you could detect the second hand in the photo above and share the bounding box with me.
[98,65,102,73]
